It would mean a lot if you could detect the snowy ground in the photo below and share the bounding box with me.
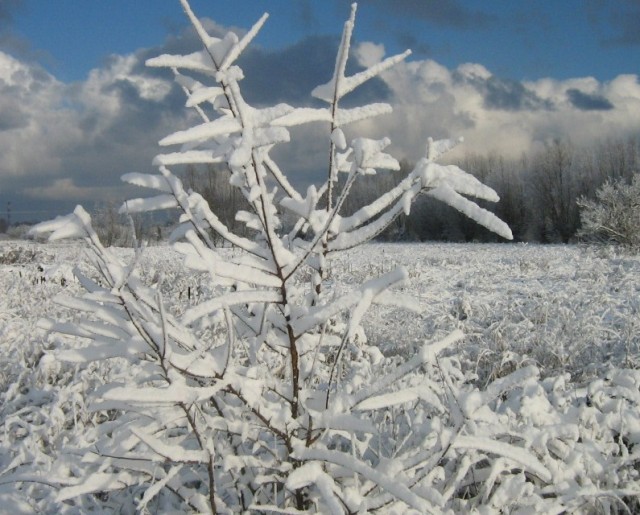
[1,240,639,510]
[2,240,639,389]
[333,242,640,383]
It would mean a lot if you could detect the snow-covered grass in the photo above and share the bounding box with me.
[1,240,639,512]
[6,240,638,386]
[334,242,640,383]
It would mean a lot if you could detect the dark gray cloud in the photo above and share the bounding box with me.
[454,71,553,112]
[237,36,340,106]
[0,60,54,133]
[100,80,184,143]
[483,77,553,111]
[566,88,614,111]
[128,18,230,82]
[127,16,247,90]
[394,32,431,57]
[295,0,317,29]
[586,0,640,46]
[153,18,236,57]
[128,26,393,191]
[0,102,28,130]
[0,0,51,64]
[0,0,23,26]
[337,0,495,29]
[237,35,391,107]
[609,8,640,45]
[138,25,391,109]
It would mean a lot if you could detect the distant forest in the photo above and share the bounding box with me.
[446,136,640,243]
[55,134,639,247]
[179,135,639,245]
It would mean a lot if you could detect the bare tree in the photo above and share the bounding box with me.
[93,201,150,247]
[92,202,131,247]
[529,140,579,242]
[181,163,250,245]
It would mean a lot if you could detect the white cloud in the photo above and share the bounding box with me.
[0,48,184,210]
[456,62,492,81]
[2,31,640,222]
[0,51,81,178]
[350,51,640,162]
[355,42,385,67]
[78,54,172,122]
[606,74,640,102]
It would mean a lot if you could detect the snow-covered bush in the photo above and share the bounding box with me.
[3,1,639,512]
[578,173,640,248]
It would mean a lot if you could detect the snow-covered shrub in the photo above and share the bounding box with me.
[3,1,638,513]
[578,173,640,248]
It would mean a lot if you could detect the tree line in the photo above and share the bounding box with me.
[83,134,639,247]
[338,135,640,243]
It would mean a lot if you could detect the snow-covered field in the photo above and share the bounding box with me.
[4,241,639,381]
[334,242,640,381]
[1,240,639,511]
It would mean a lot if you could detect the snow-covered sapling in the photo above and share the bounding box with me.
[36,1,639,512]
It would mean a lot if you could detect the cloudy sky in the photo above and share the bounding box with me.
[1,0,639,222]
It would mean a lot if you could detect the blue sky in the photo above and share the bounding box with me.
[1,0,639,222]
[8,0,639,82]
